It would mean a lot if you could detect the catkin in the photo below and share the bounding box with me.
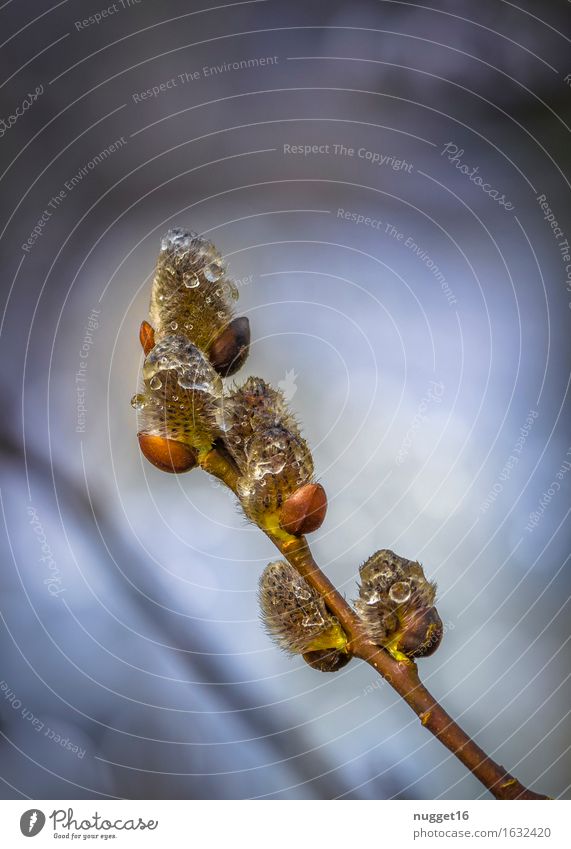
[259,560,348,661]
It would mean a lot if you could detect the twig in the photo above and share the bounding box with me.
[199,446,549,800]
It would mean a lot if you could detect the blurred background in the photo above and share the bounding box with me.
[0,0,570,800]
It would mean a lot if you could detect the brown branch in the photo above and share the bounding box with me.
[199,447,548,800]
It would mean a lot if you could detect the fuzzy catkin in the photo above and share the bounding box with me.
[222,378,315,521]
[355,549,437,647]
[259,560,347,657]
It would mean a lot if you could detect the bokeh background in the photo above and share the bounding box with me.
[1,0,570,800]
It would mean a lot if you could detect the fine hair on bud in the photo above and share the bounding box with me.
[148,228,249,372]
[208,316,250,377]
[355,549,443,659]
[259,560,349,667]
[132,334,223,452]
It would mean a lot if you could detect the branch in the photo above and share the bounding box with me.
[199,446,549,801]
[136,230,549,800]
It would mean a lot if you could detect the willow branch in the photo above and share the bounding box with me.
[199,446,548,801]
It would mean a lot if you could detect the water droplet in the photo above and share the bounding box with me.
[204,260,225,282]
[389,581,411,605]
[183,271,200,289]
[130,393,146,410]
[170,321,178,330]
[150,376,162,390]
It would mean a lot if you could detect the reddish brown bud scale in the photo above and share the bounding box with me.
[208,316,250,377]
[302,649,351,672]
[138,433,197,473]
[139,320,155,355]
[279,482,327,535]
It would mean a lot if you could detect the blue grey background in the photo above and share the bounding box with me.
[0,0,570,799]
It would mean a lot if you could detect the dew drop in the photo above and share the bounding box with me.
[150,376,162,391]
[130,393,146,410]
[302,612,324,629]
[389,581,411,605]
[227,280,239,301]
[170,321,178,330]
[183,271,200,289]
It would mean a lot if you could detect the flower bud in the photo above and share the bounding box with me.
[137,433,197,473]
[223,377,292,464]
[279,483,327,535]
[355,549,442,661]
[148,228,246,369]
[208,316,250,377]
[222,379,321,529]
[259,560,349,667]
